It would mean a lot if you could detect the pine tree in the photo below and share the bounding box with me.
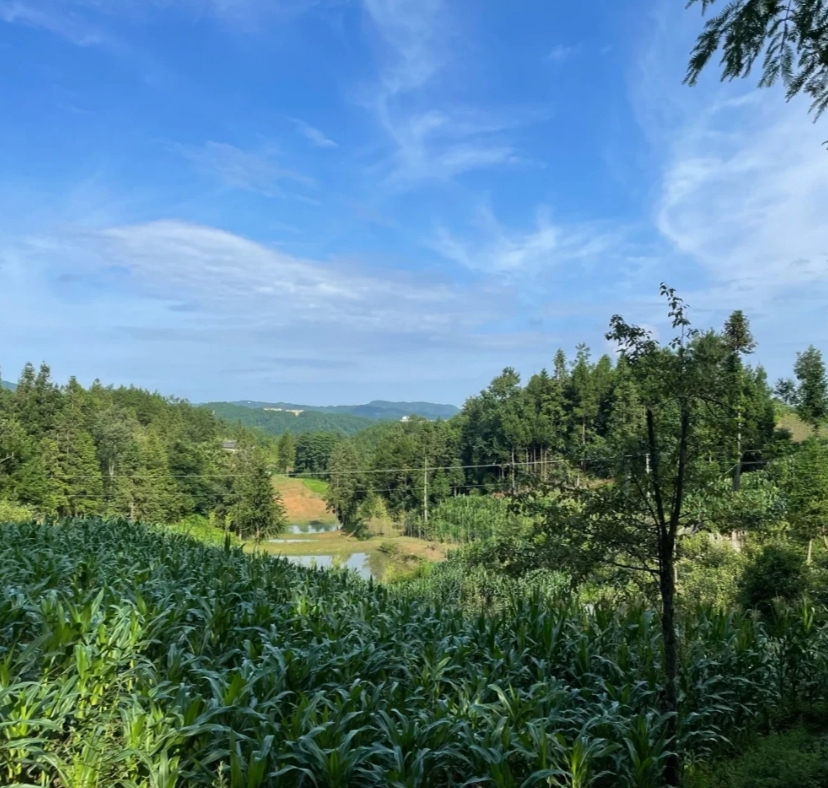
[230,449,286,542]
[794,345,828,432]
[785,438,828,563]
[41,404,104,517]
[723,310,756,489]
[277,433,296,473]
[325,441,367,533]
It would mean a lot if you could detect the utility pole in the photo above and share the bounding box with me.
[733,403,743,491]
[423,454,429,528]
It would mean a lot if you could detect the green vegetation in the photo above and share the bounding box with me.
[685,0,828,118]
[4,289,828,786]
[0,364,285,538]
[2,519,827,788]
[299,477,328,496]
[204,402,373,437]
[687,713,828,788]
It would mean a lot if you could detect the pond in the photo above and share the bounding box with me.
[287,522,339,534]
[283,552,373,580]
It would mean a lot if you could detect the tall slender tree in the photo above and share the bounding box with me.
[723,310,756,490]
[794,345,828,432]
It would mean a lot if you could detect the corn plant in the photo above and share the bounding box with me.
[0,518,826,787]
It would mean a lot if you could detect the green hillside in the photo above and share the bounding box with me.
[204,401,373,436]
[229,399,459,421]
[1,380,16,392]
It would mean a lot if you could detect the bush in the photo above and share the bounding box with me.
[678,534,747,608]
[739,542,809,613]
[0,499,37,524]
[164,514,241,546]
[687,726,828,788]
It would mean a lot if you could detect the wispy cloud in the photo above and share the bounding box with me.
[290,118,337,148]
[547,44,576,63]
[362,0,531,185]
[0,0,326,44]
[433,204,621,275]
[0,0,116,47]
[176,142,314,195]
[657,92,828,300]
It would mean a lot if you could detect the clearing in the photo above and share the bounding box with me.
[271,474,337,526]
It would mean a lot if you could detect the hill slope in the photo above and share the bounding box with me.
[1,380,16,392]
[204,402,372,436]
[229,399,459,421]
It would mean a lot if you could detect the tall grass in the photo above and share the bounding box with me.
[1,518,827,787]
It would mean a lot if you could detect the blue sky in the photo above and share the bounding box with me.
[1,0,827,406]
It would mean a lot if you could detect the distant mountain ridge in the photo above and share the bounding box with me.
[1,380,16,392]
[203,402,374,437]
[228,399,460,421]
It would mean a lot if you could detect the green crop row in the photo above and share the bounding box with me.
[1,518,827,787]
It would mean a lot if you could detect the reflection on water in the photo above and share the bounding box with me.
[285,553,372,580]
[288,522,339,534]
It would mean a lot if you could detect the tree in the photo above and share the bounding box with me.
[230,449,286,542]
[723,310,756,490]
[684,0,828,118]
[775,378,798,405]
[794,345,827,431]
[523,286,730,787]
[40,387,103,517]
[276,433,296,474]
[325,442,368,534]
[784,437,828,562]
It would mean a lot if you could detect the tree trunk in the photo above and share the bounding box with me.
[647,406,685,787]
[659,551,680,787]
[807,538,813,566]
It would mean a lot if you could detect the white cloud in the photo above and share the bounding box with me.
[361,0,531,185]
[433,204,621,275]
[177,142,314,195]
[547,44,575,63]
[7,220,482,332]
[290,118,338,148]
[623,0,828,376]
[657,93,828,301]
[1,217,563,398]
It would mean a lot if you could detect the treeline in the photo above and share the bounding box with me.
[0,364,285,539]
[318,312,805,534]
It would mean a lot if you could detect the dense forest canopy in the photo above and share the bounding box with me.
[0,364,285,540]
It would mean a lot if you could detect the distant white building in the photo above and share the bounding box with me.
[400,416,410,423]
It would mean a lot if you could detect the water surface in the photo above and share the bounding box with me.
[284,553,372,580]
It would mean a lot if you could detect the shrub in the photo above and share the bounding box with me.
[739,542,809,613]
[678,534,747,608]
[687,727,828,788]
[0,499,37,524]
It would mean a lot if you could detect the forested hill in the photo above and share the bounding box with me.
[204,402,375,436]
[0,363,273,524]
[1,380,15,392]
[226,399,460,421]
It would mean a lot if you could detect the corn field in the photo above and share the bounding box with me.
[420,496,523,544]
[1,519,827,788]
